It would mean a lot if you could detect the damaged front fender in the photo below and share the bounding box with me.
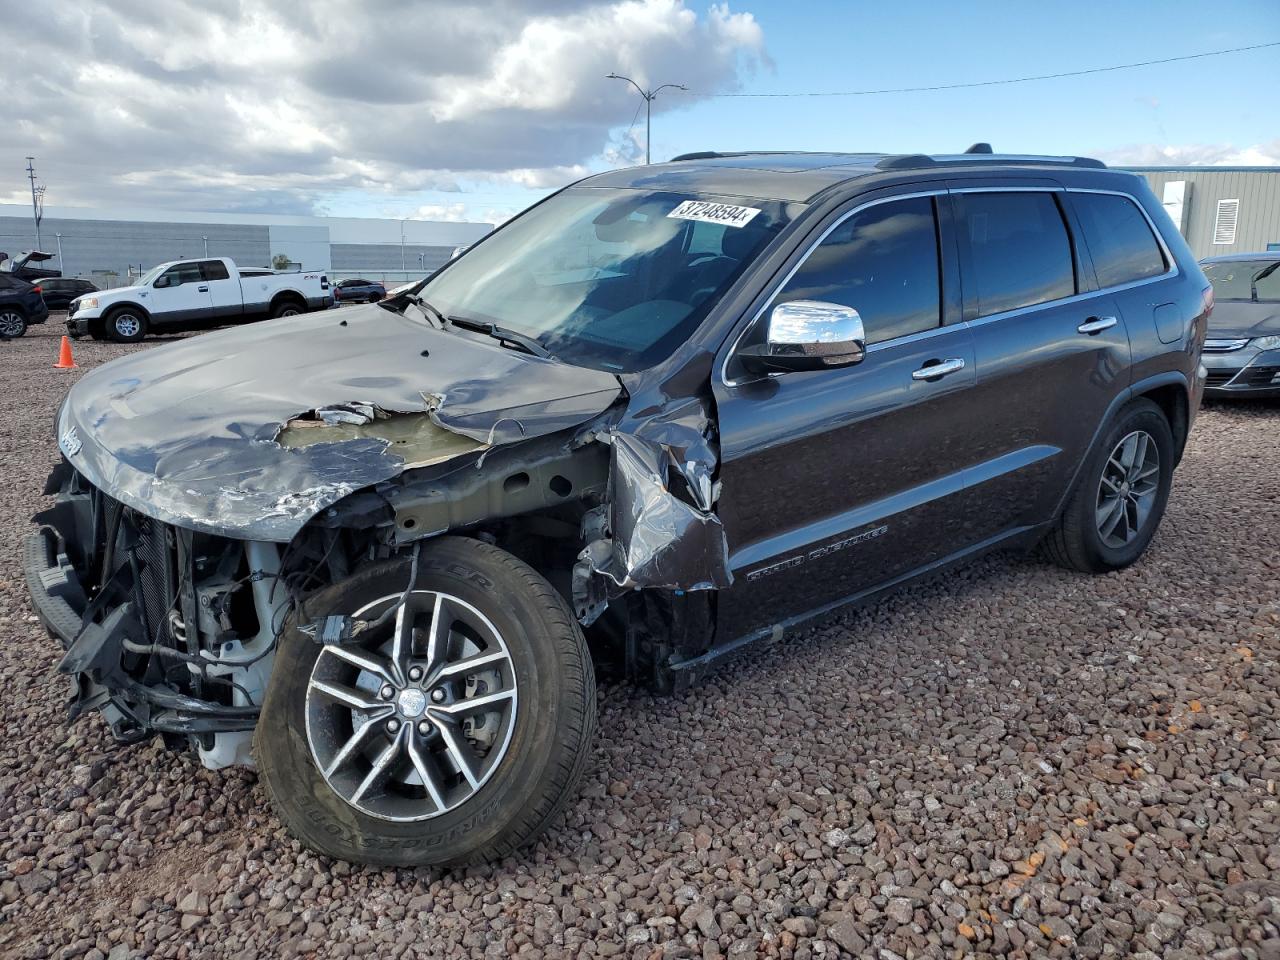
[574,395,732,624]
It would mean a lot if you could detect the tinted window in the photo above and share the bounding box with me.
[773,196,941,345]
[956,192,1075,317]
[1071,192,1166,287]
[201,260,230,281]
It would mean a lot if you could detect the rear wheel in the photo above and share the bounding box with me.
[254,537,596,865]
[1043,398,1174,573]
[0,309,28,338]
[271,299,304,319]
[105,307,147,343]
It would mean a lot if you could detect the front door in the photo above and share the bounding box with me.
[712,192,986,644]
[147,261,212,324]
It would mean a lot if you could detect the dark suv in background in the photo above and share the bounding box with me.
[0,271,50,338]
[333,277,387,303]
[26,149,1208,865]
[35,277,98,311]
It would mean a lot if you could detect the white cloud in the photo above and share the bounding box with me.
[0,0,766,215]
[1099,140,1280,167]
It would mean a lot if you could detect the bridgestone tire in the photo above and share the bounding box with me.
[1042,398,1174,574]
[254,536,596,866]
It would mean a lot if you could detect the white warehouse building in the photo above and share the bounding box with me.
[0,203,493,288]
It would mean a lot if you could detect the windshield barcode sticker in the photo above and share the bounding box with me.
[668,200,762,228]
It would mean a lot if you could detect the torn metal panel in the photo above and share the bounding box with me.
[575,390,732,619]
[56,306,623,541]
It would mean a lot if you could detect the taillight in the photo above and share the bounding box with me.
[1201,284,1214,317]
[33,285,42,294]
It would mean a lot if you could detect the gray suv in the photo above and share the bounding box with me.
[25,149,1209,865]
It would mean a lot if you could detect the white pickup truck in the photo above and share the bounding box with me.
[66,257,333,342]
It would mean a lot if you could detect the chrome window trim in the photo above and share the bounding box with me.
[719,185,1180,388]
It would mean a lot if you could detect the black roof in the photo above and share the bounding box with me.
[579,151,1109,203]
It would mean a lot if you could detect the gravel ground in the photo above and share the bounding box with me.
[1,320,1278,960]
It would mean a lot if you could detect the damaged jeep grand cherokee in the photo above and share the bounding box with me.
[25,150,1209,865]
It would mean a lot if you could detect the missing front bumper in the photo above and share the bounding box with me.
[24,469,263,742]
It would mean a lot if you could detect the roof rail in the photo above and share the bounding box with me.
[876,153,1106,171]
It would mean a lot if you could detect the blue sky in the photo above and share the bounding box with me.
[342,0,1278,224]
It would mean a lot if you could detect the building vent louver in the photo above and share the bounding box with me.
[1213,198,1240,245]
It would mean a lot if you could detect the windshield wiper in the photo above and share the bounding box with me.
[401,294,448,330]
[448,315,555,360]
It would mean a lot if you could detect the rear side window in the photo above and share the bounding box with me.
[773,196,941,345]
[201,260,230,281]
[955,192,1075,317]
[1071,192,1167,287]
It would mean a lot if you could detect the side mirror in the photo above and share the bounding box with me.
[154,275,172,288]
[738,300,866,374]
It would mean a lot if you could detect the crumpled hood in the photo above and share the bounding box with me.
[58,305,623,541]
[1207,301,1280,339]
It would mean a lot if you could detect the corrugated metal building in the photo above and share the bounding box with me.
[1121,167,1280,260]
[0,203,492,287]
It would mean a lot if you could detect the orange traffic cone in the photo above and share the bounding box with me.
[54,335,78,369]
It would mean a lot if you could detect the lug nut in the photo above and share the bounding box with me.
[408,666,423,682]
[379,685,394,700]
[431,688,446,703]
[417,720,431,736]
[386,718,401,733]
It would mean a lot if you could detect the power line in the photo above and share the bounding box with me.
[697,41,1280,99]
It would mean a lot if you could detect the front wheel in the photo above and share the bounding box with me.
[1043,398,1174,573]
[254,537,596,865]
[105,307,147,343]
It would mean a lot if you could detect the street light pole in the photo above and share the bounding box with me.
[25,157,43,249]
[606,74,687,164]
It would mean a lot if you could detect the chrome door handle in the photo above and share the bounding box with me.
[1077,315,1117,335]
[911,357,966,381]
[197,285,209,292]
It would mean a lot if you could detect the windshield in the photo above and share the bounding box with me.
[1203,259,1280,301]
[416,187,798,371]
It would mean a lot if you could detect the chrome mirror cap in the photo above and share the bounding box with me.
[739,299,866,374]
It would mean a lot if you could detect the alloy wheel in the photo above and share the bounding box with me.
[0,311,26,337]
[1095,430,1160,549]
[304,590,519,822]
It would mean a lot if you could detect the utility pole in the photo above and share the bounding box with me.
[606,74,687,164]
[25,157,45,249]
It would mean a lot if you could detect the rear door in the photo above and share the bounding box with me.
[951,186,1131,540]
[200,260,243,319]
[147,261,211,323]
[713,190,986,643]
